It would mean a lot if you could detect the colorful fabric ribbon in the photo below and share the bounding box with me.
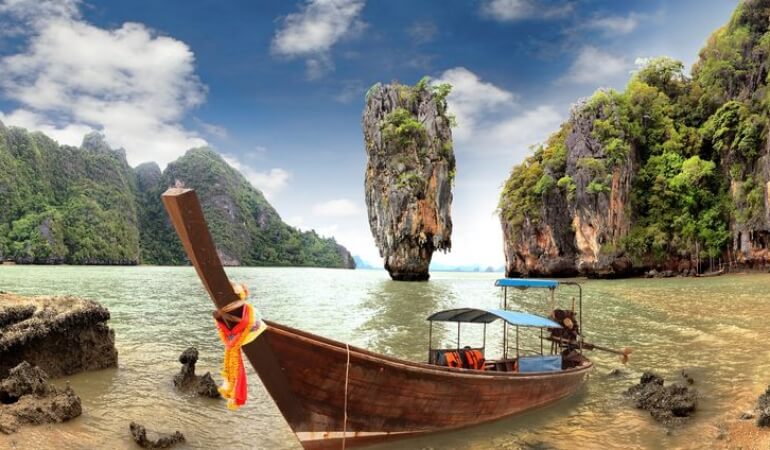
[215,283,266,410]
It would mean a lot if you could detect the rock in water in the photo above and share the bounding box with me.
[172,347,220,398]
[626,371,697,426]
[757,385,770,427]
[129,422,185,448]
[362,79,455,281]
[0,293,118,378]
[0,361,82,434]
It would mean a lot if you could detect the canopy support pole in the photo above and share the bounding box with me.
[427,321,433,363]
[516,326,519,358]
[456,322,460,350]
[482,323,486,352]
[503,286,508,360]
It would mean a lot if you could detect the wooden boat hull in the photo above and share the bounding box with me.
[248,320,592,450]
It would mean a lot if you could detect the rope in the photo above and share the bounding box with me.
[342,343,350,450]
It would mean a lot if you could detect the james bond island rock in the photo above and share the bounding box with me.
[363,78,456,281]
[172,347,220,398]
[0,293,118,378]
[0,361,82,434]
[500,0,770,278]
[0,124,355,269]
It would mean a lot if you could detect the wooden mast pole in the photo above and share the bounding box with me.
[161,187,305,426]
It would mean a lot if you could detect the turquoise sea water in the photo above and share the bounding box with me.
[1,266,769,449]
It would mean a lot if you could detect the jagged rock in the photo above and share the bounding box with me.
[362,79,455,281]
[0,362,82,434]
[740,411,755,420]
[626,371,697,426]
[172,347,220,398]
[0,293,118,378]
[757,385,770,427]
[129,422,185,448]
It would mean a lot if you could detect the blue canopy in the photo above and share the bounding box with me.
[495,278,559,289]
[426,308,561,328]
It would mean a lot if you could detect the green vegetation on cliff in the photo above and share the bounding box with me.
[0,126,354,268]
[500,0,770,273]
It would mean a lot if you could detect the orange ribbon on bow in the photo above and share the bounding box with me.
[215,283,266,410]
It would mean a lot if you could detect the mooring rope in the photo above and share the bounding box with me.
[342,343,350,450]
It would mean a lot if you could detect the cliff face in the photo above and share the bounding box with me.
[363,79,455,280]
[0,128,140,264]
[0,125,355,269]
[499,0,770,277]
[141,147,356,268]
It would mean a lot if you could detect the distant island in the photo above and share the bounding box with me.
[499,0,770,278]
[0,124,354,269]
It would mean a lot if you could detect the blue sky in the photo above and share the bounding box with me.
[0,0,739,267]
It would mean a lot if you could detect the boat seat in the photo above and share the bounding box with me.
[518,355,562,373]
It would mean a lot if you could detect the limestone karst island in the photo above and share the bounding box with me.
[1,1,770,449]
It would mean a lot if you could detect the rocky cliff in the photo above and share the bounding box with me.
[500,0,770,277]
[363,78,455,280]
[0,125,355,269]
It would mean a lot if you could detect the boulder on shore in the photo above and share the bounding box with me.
[0,361,82,434]
[626,371,697,427]
[0,293,118,378]
[172,347,220,398]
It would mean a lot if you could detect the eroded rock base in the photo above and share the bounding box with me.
[626,372,697,427]
[129,422,185,449]
[0,294,118,378]
[0,361,82,434]
[172,347,220,398]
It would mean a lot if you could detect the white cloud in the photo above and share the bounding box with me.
[312,198,359,217]
[584,12,642,35]
[558,46,629,85]
[223,155,291,199]
[480,0,573,22]
[271,0,365,79]
[334,79,365,103]
[486,105,563,153]
[0,0,207,167]
[433,67,515,142]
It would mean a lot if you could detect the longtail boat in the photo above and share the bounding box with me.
[161,188,596,449]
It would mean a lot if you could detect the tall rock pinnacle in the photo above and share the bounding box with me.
[362,78,455,281]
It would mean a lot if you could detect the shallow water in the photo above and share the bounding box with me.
[1,266,769,450]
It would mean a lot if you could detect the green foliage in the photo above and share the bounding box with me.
[586,181,610,195]
[0,127,352,268]
[381,108,425,146]
[533,174,555,195]
[396,171,424,190]
[557,175,576,200]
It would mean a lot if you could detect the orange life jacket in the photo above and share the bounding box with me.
[462,349,485,370]
[443,351,462,368]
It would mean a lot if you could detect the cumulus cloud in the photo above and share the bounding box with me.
[558,46,629,85]
[480,0,573,22]
[0,0,207,167]
[271,0,366,79]
[433,67,515,142]
[312,198,359,217]
[433,67,563,157]
[223,155,291,199]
